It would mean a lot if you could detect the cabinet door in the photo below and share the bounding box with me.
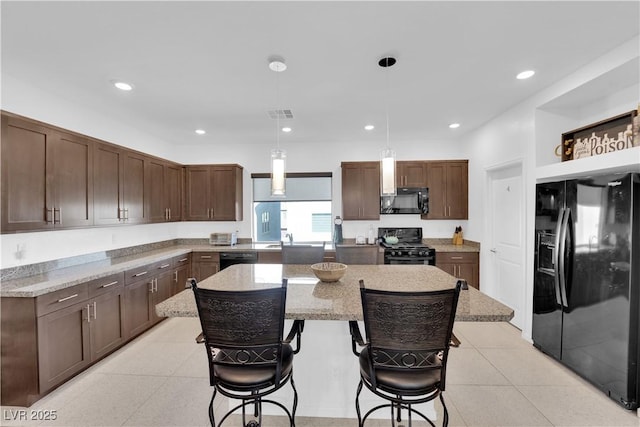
[192,253,220,281]
[341,163,363,220]
[436,262,456,277]
[458,263,479,289]
[152,270,174,323]
[192,261,219,282]
[437,252,479,289]
[122,151,148,224]
[124,278,154,338]
[166,164,182,221]
[361,163,381,219]
[37,301,90,393]
[148,158,166,223]
[52,132,93,228]
[1,116,53,232]
[425,162,447,219]
[94,143,124,225]
[211,166,242,220]
[341,162,380,220]
[173,264,190,295]
[89,288,125,361]
[397,161,426,187]
[446,161,468,219]
[185,166,211,220]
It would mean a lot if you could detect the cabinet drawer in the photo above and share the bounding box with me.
[193,252,219,262]
[124,263,155,284]
[36,284,88,317]
[152,259,174,274]
[87,273,124,298]
[437,252,478,263]
[172,254,191,267]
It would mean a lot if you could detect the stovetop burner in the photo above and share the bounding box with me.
[378,227,436,265]
[380,241,431,249]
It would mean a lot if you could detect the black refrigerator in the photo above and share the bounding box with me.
[533,172,640,410]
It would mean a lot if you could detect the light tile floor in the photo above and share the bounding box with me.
[2,318,639,427]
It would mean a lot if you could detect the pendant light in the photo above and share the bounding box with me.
[379,57,397,196]
[269,57,287,197]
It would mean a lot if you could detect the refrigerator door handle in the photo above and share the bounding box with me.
[558,207,571,309]
[553,208,566,306]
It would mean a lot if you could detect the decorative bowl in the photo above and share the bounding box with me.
[311,262,348,282]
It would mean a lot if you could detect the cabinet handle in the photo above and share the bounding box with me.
[149,278,155,293]
[133,271,148,277]
[174,271,178,283]
[168,208,171,220]
[179,258,188,262]
[54,208,61,224]
[125,209,129,220]
[93,301,97,320]
[159,263,171,269]
[46,207,54,224]
[200,255,212,259]
[86,304,91,323]
[57,293,79,303]
[100,281,119,288]
[451,256,463,260]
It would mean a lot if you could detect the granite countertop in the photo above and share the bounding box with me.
[0,247,192,297]
[156,264,513,322]
[0,240,480,298]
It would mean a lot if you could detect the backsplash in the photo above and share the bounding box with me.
[0,239,178,282]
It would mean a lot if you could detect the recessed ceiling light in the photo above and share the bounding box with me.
[268,58,287,73]
[282,127,292,133]
[364,125,375,131]
[449,123,460,129]
[195,129,206,135]
[113,81,133,91]
[516,70,535,80]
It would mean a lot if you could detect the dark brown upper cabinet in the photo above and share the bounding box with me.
[423,160,468,220]
[1,114,93,232]
[185,164,243,221]
[93,144,149,225]
[148,158,183,223]
[396,161,427,187]
[341,161,381,220]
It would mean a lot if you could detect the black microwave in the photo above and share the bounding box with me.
[380,187,429,214]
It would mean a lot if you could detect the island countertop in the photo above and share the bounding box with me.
[156,263,513,322]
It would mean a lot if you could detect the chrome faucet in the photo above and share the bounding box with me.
[285,233,293,244]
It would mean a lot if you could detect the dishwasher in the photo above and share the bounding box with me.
[219,251,258,270]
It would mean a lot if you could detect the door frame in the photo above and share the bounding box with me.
[484,158,526,329]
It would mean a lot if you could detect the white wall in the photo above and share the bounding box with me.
[460,35,639,339]
[1,75,467,268]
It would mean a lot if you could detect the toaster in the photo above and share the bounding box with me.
[209,232,237,246]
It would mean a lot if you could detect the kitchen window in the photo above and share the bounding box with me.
[251,173,332,242]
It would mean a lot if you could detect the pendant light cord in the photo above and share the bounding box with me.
[385,58,390,150]
[276,68,280,150]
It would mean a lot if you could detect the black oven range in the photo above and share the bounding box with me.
[378,227,436,265]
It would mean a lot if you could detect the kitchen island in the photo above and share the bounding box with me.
[156,263,511,321]
[156,263,513,419]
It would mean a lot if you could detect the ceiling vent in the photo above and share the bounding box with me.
[268,109,294,119]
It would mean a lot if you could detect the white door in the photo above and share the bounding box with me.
[488,163,525,328]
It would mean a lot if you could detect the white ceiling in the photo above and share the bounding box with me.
[2,1,639,148]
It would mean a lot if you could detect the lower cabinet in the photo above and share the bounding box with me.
[123,259,175,338]
[0,256,183,406]
[37,298,91,394]
[173,254,192,295]
[436,252,480,289]
[191,252,219,282]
